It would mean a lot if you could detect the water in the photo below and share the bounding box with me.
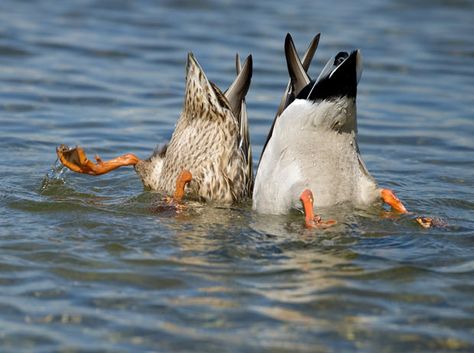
[1,0,473,352]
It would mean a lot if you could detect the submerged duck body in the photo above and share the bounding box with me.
[58,53,253,203]
[135,54,253,202]
[253,34,407,225]
[253,96,379,214]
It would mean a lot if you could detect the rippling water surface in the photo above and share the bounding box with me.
[1,0,473,352]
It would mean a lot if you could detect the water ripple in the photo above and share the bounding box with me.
[1,0,473,352]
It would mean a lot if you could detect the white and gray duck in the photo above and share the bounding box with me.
[57,53,253,204]
[253,34,432,228]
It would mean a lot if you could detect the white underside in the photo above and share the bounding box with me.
[253,99,379,214]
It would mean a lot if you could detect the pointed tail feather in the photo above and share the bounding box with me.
[284,33,312,99]
[275,33,320,117]
[258,33,320,169]
[184,52,223,117]
[225,54,253,121]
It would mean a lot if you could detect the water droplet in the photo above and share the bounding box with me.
[40,159,67,193]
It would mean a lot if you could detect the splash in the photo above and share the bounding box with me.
[39,158,68,194]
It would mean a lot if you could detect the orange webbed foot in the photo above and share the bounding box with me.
[415,216,447,229]
[416,217,433,228]
[299,189,337,229]
[56,144,140,176]
[379,188,445,229]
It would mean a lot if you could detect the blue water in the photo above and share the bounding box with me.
[1,0,473,352]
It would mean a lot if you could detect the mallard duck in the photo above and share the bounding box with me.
[253,34,408,228]
[57,53,253,203]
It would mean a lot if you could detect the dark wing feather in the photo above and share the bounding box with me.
[258,33,320,166]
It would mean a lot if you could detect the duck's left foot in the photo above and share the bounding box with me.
[416,217,433,228]
[163,170,193,213]
[300,189,337,229]
[380,188,446,228]
[56,144,140,175]
[415,217,447,229]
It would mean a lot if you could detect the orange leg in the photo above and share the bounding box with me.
[173,170,193,201]
[299,189,336,229]
[380,188,438,228]
[56,145,140,175]
[163,170,193,213]
[380,188,408,213]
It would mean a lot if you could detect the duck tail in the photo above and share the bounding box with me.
[258,33,320,169]
[275,33,320,117]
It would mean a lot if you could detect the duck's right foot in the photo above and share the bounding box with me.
[299,189,337,229]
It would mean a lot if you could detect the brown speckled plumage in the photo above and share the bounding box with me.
[134,53,253,203]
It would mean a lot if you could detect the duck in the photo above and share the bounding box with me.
[253,34,409,228]
[57,53,254,204]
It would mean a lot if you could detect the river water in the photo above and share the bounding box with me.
[1,0,473,352]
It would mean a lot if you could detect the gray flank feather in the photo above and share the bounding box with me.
[234,54,253,194]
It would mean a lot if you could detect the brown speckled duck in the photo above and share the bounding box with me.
[57,53,253,203]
